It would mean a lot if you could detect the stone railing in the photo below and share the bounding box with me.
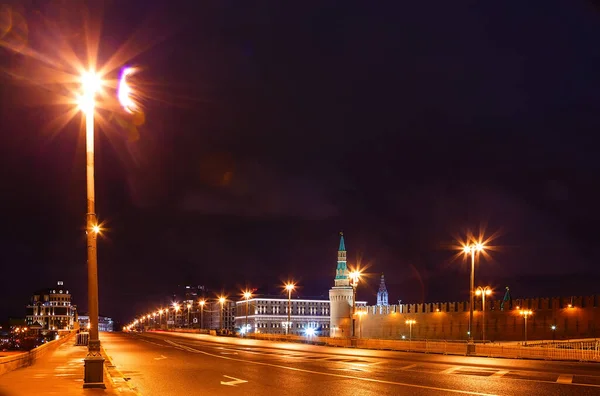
[0,331,75,376]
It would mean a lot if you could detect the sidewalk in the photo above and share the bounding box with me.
[0,336,124,396]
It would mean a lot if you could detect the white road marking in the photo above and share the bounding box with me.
[491,370,509,378]
[154,355,167,360]
[557,374,573,384]
[220,351,238,355]
[164,339,496,395]
[442,366,461,374]
[220,375,248,386]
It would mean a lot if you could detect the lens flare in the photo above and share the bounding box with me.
[118,67,138,113]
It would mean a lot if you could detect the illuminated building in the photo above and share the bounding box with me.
[25,281,76,331]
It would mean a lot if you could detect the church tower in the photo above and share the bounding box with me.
[377,273,389,306]
[329,232,354,338]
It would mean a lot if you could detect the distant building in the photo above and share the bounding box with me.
[208,300,236,332]
[235,296,349,336]
[377,274,389,307]
[78,315,114,332]
[25,281,76,332]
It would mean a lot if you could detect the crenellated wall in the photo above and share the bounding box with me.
[357,295,600,341]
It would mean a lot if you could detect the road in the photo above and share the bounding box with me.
[100,331,600,396]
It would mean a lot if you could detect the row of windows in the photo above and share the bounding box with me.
[254,322,330,329]
[254,306,329,315]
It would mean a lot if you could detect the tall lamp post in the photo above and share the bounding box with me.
[79,71,105,388]
[551,324,557,342]
[158,309,163,328]
[219,297,226,333]
[476,286,492,342]
[243,291,252,335]
[463,242,485,351]
[285,283,295,335]
[173,303,181,328]
[186,303,192,328]
[199,300,206,330]
[520,310,533,346]
[349,271,361,338]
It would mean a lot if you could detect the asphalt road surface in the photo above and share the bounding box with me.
[100,331,600,396]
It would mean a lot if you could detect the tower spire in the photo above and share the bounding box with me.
[500,286,512,311]
[377,273,389,306]
[334,231,349,286]
[338,231,346,252]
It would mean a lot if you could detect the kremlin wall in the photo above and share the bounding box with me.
[329,233,599,342]
[357,295,600,342]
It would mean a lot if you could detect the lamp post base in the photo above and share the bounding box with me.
[83,355,105,388]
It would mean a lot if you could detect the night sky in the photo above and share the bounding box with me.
[1,1,600,323]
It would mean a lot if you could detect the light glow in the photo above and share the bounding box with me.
[118,67,138,114]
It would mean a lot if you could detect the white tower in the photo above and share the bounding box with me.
[329,232,354,338]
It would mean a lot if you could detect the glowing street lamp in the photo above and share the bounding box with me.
[173,303,181,329]
[349,270,361,338]
[198,300,206,330]
[520,310,533,345]
[77,69,107,388]
[475,286,492,342]
[285,283,295,335]
[462,241,485,347]
[186,303,192,328]
[551,324,557,342]
[219,296,226,332]
[243,291,252,335]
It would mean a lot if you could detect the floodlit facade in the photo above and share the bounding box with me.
[235,296,333,336]
[25,280,76,331]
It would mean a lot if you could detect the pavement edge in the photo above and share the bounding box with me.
[101,344,142,395]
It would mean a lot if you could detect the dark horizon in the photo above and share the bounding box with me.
[2,1,600,324]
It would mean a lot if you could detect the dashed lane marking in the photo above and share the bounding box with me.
[491,370,509,378]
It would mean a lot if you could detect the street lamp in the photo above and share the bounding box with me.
[405,319,416,342]
[285,283,295,335]
[243,291,252,335]
[475,286,492,342]
[349,270,361,338]
[78,70,105,388]
[198,300,206,330]
[463,242,485,349]
[173,303,181,328]
[186,303,192,328]
[520,310,533,346]
[219,296,226,332]
[551,324,557,342]
[158,309,163,328]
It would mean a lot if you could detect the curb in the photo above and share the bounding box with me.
[101,344,142,395]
